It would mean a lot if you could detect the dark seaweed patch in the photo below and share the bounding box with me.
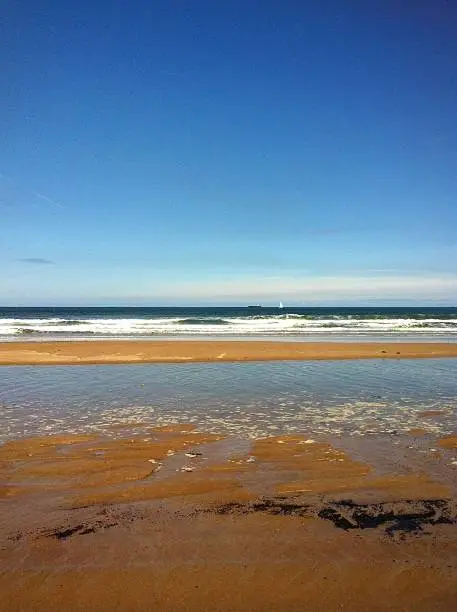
[318,499,456,535]
[211,497,457,537]
[9,497,457,543]
[23,508,145,541]
[52,525,87,540]
[45,521,118,540]
[214,498,313,517]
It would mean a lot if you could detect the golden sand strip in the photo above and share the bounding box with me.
[0,340,457,366]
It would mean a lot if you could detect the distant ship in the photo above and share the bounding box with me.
[247,305,262,309]
[279,301,284,309]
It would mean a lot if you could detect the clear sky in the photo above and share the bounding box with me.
[1,0,456,305]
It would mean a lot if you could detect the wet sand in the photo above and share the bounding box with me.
[2,427,457,610]
[1,339,457,365]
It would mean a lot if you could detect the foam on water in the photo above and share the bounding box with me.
[2,314,457,338]
[1,359,456,442]
[1,307,457,339]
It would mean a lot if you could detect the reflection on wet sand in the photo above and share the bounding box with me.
[2,426,457,610]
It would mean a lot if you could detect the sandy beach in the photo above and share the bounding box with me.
[2,426,457,610]
[2,343,457,610]
[1,339,457,365]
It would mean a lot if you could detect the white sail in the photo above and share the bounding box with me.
[279,301,284,309]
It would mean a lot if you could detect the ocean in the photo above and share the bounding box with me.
[1,306,457,340]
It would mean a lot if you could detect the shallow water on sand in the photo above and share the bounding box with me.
[1,359,456,442]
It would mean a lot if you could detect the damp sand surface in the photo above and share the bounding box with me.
[2,426,457,611]
[1,340,457,365]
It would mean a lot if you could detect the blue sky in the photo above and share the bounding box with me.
[1,0,456,305]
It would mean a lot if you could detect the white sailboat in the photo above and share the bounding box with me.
[279,301,284,309]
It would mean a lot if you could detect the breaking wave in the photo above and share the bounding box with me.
[1,310,457,338]
[177,318,229,325]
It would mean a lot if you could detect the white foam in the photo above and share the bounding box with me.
[1,314,457,337]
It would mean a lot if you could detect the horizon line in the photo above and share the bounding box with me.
[0,304,456,309]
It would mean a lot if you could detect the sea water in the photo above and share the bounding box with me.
[1,359,456,443]
[1,306,457,340]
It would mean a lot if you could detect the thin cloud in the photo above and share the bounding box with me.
[32,190,65,210]
[0,172,65,210]
[18,258,56,265]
